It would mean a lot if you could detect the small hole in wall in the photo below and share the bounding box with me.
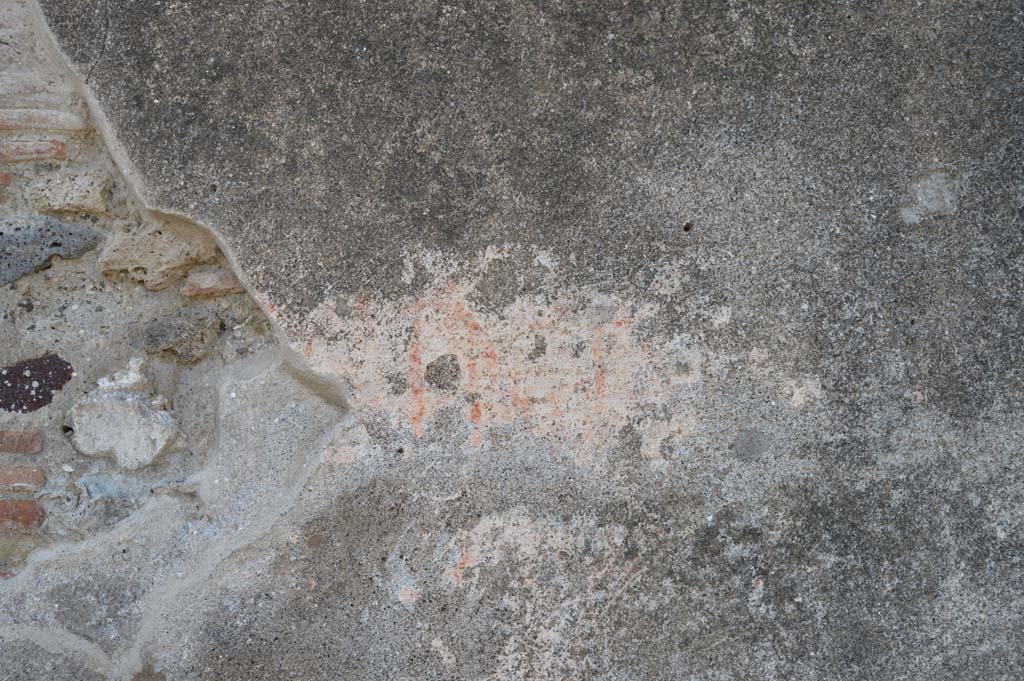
[396,447,404,455]
[210,183,218,194]
[62,425,74,436]
[682,222,693,232]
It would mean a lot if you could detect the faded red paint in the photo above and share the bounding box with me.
[0,139,65,162]
[407,300,427,438]
[444,550,480,586]
[468,401,483,447]
[0,109,85,131]
[409,386,426,438]
[307,254,696,461]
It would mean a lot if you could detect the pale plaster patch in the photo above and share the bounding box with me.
[900,170,959,224]
[787,376,824,408]
[710,305,732,329]
[300,248,706,464]
[321,419,370,466]
[430,638,456,668]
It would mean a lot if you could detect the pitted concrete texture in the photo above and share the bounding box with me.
[4,0,1023,679]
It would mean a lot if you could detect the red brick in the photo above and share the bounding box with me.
[0,467,45,492]
[0,499,44,532]
[0,430,43,454]
[0,171,11,187]
[0,108,86,131]
[0,139,65,162]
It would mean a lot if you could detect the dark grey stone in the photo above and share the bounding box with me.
[424,353,460,393]
[0,215,100,285]
[142,308,222,363]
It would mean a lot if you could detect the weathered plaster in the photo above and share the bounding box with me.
[0,0,1020,679]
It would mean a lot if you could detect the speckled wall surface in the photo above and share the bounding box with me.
[1,1,1021,678]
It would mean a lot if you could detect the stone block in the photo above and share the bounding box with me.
[69,358,182,469]
[0,215,100,285]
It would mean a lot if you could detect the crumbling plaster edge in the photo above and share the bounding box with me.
[25,0,351,411]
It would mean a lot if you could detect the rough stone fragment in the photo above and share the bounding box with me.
[0,353,74,413]
[0,108,85,131]
[0,138,65,162]
[0,430,42,454]
[181,267,244,298]
[0,215,100,285]
[72,472,150,531]
[143,308,222,362]
[30,171,109,213]
[69,358,181,470]
[100,220,219,290]
[0,499,44,532]
[424,353,461,393]
[0,467,45,492]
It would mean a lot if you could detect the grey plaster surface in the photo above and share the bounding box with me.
[17,1,1024,678]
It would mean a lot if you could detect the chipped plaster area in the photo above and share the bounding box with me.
[306,249,704,462]
[298,247,823,469]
